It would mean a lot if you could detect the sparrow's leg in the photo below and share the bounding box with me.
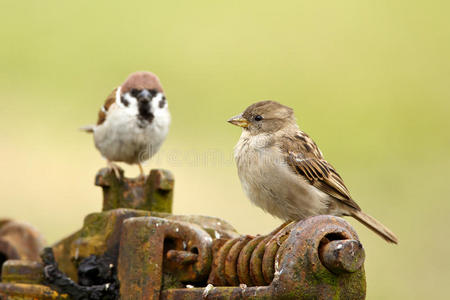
[138,163,145,178]
[107,160,121,178]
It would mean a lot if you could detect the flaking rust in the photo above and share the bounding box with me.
[0,167,366,299]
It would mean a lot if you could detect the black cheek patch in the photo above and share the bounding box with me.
[121,96,129,107]
[159,96,166,108]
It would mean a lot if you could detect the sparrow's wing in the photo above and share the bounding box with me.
[282,132,361,210]
[96,88,118,125]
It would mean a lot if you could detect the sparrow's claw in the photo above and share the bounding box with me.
[107,161,121,178]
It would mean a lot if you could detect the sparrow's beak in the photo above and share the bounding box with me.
[227,114,249,128]
[138,89,152,102]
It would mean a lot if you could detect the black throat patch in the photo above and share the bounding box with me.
[137,101,154,126]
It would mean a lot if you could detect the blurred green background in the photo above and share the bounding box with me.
[1,1,449,298]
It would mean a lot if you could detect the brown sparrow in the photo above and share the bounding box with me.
[228,100,398,243]
[81,71,170,177]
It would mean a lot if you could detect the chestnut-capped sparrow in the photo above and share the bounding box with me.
[81,71,170,177]
[228,101,398,243]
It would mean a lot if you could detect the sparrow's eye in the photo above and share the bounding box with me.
[254,115,263,121]
[130,89,140,97]
[149,89,158,97]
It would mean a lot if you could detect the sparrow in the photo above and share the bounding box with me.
[81,71,170,177]
[228,100,398,244]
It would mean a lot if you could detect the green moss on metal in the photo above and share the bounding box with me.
[148,189,173,213]
[81,213,109,238]
[162,273,184,290]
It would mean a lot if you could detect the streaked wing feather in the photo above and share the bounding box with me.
[283,133,361,211]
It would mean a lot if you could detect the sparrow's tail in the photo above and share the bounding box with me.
[79,125,95,133]
[350,210,398,244]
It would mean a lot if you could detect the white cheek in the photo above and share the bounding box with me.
[114,93,139,116]
[122,93,138,108]
[152,93,171,128]
[151,93,165,111]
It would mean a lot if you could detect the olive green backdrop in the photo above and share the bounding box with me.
[1,1,449,299]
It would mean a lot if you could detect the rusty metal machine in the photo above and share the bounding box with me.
[0,168,366,299]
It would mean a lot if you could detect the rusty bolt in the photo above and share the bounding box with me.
[166,250,198,265]
[319,239,365,274]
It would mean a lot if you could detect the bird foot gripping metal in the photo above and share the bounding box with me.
[0,168,366,299]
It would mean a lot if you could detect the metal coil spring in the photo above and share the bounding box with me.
[208,224,292,287]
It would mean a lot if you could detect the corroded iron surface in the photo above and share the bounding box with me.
[116,215,366,299]
[319,239,365,274]
[49,209,238,285]
[51,208,163,282]
[1,260,44,284]
[0,169,366,299]
[0,282,68,300]
[96,167,174,212]
[118,217,214,299]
